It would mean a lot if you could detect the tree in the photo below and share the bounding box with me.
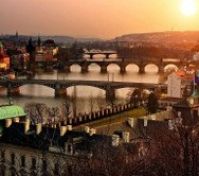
[129,88,146,107]
[70,42,84,60]
[147,116,199,176]
[147,92,158,114]
[25,103,49,124]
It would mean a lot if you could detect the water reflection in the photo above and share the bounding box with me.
[0,64,160,114]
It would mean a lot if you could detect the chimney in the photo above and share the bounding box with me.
[67,125,72,131]
[13,117,20,123]
[36,123,42,135]
[5,119,12,128]
[122,131,130,143]
[127,118,135,128]
[144,119,148,127]
[60,126,67,136]
[24,118,30,134]
[84,126,90,133]
[89,128,96,136]
[168,120,174,130]
[112,134,120,147]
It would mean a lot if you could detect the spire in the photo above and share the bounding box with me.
[37,35,41,47]
[15,31,19,48]
[28,37,33,46]
[26,37,35,54]
[16,31,18,40]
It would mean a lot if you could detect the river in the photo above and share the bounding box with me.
[0,54,174,115]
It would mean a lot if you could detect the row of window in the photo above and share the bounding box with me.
[0,151,61,174]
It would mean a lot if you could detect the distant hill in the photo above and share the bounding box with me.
[0,35,101,44]
[115,31,199,45]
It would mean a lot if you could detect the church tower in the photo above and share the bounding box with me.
[37,36,41,48]
[26,37,36,71]
[16,31,19,41]
[15,31,19,48]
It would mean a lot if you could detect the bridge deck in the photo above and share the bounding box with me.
[0,79,166,90]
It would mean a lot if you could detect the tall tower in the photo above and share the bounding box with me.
[16,31,19,40]
[37,36,42,52]
[26,37,36,71]
[37,36,41,48]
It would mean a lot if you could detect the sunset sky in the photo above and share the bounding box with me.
[0,0,199,39]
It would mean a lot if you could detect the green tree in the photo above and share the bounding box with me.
[129,89,143,107]
[147,92,158,113]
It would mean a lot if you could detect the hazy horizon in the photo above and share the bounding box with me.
[1,0,199,39]
[2,30,199,40]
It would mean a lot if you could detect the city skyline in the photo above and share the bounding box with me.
[0,0,199,39]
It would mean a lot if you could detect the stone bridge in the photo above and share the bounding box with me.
[84,51,117,59]
[0,79,166,99]
[63,57,192,74]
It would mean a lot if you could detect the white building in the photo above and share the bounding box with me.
[167,72,182,98]
[167,71,193,98]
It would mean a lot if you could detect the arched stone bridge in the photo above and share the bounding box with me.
[63,57,193,74]
[84,51,117,59]
[0,79,167,99]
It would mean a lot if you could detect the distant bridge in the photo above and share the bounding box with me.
[63,57,193,74]
[0,79,167,99]
[84,51,117,59]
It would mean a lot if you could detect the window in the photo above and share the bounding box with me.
[42,160,47,172]
[0,164,5,176]
[68,165,72,175]
[11,153,15,165]
[21,156,25,167]
[1,151,5,162]
[10,167,16,176]
[31,158,36,170]
[19,168,26,176]
[68,144,73,153]
[54,162,59,175]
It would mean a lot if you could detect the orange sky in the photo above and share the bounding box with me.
[0,0,199,39]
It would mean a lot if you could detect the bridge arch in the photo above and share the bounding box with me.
[70,64,82,72]
[66,85,106,91]
[18,84,55,96]
[18,83,55,89]
[83,53,90,59]
[66,85,106,98]
[108,53,118,59]
[115,87,134,99]
[125,63,140,73]
[88,63,101,72]
[107,63,121,73]
[92,54,106,59]
[164,64,179,72]
[144,63,159,73]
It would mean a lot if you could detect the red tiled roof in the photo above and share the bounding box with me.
[175,70,194,81]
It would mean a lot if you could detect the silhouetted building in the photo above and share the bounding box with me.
[26,38,36,70]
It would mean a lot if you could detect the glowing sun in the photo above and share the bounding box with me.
[181,0,197,16]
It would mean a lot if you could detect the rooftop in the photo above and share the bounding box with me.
[0,105,26,120]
